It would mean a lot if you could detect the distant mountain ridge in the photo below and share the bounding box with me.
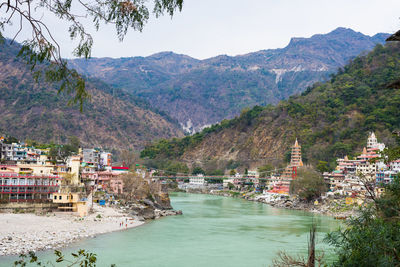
[69,27,389,132]
[140,42,400,172]
[0,41,184,152]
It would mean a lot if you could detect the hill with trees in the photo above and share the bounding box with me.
[69,28,388,132]
[0,41,184,152]
[140,42,400,173]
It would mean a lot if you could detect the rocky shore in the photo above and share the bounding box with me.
[0,203,181,257]
[247,192,359,218]
[184,188,359,219]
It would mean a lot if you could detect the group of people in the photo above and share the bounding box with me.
[119,218,128,228]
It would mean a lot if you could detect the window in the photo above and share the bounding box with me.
[54,195,57,200]
[59,196,62,200]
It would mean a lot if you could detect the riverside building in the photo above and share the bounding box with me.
[324,132,398,195]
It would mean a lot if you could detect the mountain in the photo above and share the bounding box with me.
[140,42,400,173]
[69,28,389,132]
[0,41,184,152]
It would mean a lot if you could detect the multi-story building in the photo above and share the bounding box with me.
[100,152,112,167]
[1,143,14,161]
[390,160,400,172]
[82,148,100,166]
[0,166,61,202]
[189,174,206,186]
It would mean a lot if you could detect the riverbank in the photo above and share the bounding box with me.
[0,203,180,256]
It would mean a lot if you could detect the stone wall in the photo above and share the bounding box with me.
[0,202,58,212]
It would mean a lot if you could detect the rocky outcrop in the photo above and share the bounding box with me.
[119,175,182,221]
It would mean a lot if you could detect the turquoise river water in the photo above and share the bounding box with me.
[0,193,340,266]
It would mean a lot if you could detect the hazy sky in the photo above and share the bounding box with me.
[4,0,400,59]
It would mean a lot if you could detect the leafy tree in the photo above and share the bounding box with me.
[0,0,184,108]
[290,167,328,201]
[315,160,330,173]
[229,169,236,176]
[258,164,273,178]
[3,136,19,144]
[48,146,59,164]
[227,182,235,190]
[192,167,205,175]
[14,249,104,267]
[68,136,80,153]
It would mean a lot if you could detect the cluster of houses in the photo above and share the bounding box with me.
[1,131,396,211]
[323,132,399,196]
[183,132,399,198]
[0,138,130,216]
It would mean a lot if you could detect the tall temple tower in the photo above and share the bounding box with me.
[280,138,303,180]
[290,138,303,167]
[270,138,304,194]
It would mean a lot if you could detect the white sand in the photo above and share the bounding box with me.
[0,204,144,256]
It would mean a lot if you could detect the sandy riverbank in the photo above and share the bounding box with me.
[0,204,144,256]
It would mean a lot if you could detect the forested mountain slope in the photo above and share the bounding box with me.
[140,43,400,171]
[69,28,388,132]
[0,42,184,152]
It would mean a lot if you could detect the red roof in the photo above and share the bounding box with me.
[112,166,129,170]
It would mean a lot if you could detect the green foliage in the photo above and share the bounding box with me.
[206,169,224,176]
[228,182,235,190]
[326,176,400,266]
[258,164,274,178]
[226,160,240,170]
[290,167,328,201]
[48,137,80,163]
[192,167,205,175]
[14,249,102,267]
[315,161,330,173]
[3,136,19,144]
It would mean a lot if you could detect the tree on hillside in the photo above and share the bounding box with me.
[192,166,205,175]
[290,167,328,201]
[0,0,183,108]
[315,160,330,173]
[258,164,273,178]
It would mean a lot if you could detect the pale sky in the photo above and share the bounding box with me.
[4,0,400,59]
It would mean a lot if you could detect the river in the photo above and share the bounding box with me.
[0,193,339,266]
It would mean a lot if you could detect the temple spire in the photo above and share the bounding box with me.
[294,138,299,148]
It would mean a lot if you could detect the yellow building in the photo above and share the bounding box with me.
[52,192,88,217]
[67,155,81,185]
